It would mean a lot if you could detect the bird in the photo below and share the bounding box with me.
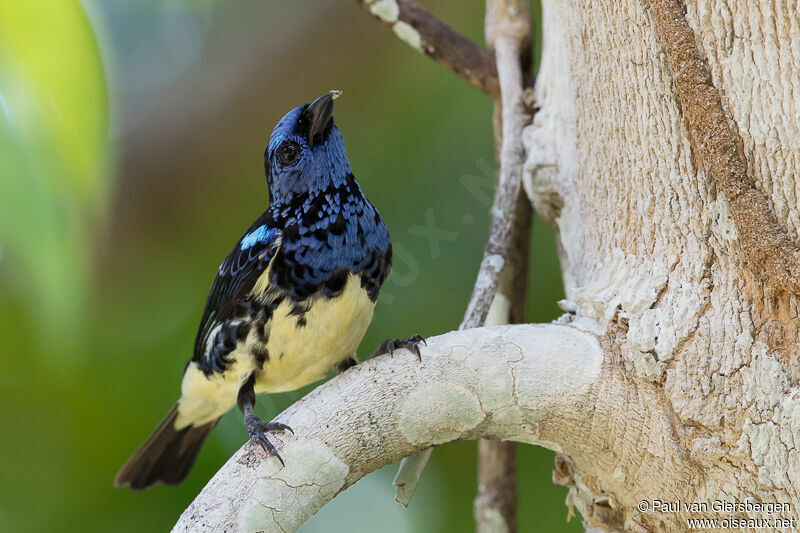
[115,91,423,490]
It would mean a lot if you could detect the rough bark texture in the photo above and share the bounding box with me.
[524,0,800,530]
[647,0,800,299]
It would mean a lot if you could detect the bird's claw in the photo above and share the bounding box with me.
[245,413,293,466]
[336,355,358,374]
[371,334,426,361]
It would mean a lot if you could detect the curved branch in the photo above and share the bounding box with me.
[352,0,534,99]
[172,324,604,532]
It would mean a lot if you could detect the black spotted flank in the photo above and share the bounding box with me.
[196,287,288,375]
[250,344,269,366]
[360,245,392,302]
[235,323,250,342]
[253,321,267,343]
[288,301,311,317]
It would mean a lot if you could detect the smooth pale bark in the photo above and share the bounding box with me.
[524,0,800,530]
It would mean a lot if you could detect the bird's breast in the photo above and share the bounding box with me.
[254,273,375,393]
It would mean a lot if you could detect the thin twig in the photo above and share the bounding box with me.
[352,0,533,99]
[461,4,528,330]
[393,0,531,508]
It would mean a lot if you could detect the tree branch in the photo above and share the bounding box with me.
[460,6,529,330]
[475,440,518,532]
[172,324,604,532]
[646,0,800,298]
[352,0,533,99]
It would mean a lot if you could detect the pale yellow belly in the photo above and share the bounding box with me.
[176,275,374,428]
[256,276,375,392]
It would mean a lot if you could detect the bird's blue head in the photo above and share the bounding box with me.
[265,91,352,205]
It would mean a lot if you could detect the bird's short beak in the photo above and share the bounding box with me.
[305,90,341,147]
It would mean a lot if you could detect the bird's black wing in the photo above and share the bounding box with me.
[191,215,282,367]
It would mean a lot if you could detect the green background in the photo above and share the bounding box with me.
[0,1,580,531]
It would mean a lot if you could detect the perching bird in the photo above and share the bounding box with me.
[115,91,422,490]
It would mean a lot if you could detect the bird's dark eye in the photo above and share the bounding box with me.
[277,142,300,165]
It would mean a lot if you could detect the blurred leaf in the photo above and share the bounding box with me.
[0,0,110,359]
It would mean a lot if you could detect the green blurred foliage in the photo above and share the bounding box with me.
[0,1,580,531]
[0,0,109,357]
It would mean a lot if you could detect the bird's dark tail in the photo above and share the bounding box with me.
[114,404,218,490]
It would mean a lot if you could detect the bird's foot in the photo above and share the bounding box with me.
[244,412,293,466]
[337,356,358,374]
[370,334,426,361]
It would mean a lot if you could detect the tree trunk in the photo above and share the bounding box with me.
[525,0,800,530]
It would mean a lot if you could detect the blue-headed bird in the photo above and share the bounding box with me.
[115,91,423,490]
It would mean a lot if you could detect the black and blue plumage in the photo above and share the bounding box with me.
[116,92,405,490]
